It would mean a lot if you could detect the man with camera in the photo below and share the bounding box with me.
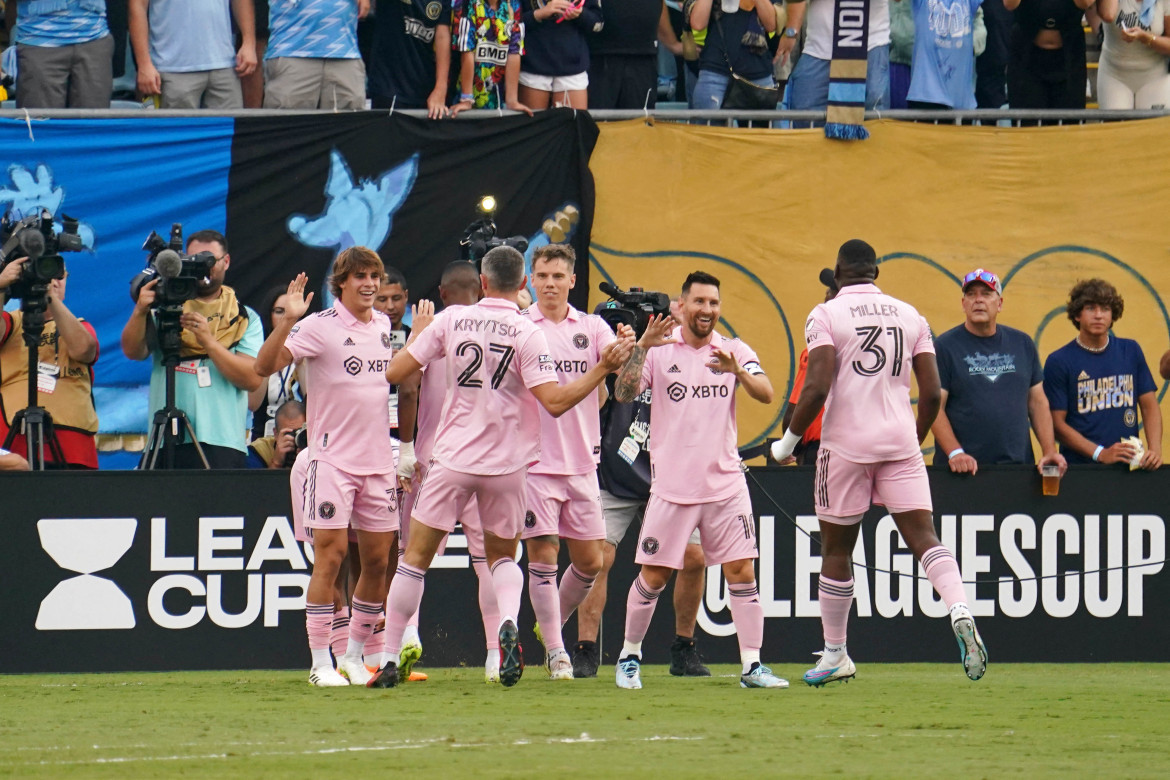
[246,399,305,469]
[121,229,263,469]
[0,266,100,469]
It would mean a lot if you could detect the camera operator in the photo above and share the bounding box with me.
[247,399,305,469]
[120,229,263,469]
[0,265,100,469]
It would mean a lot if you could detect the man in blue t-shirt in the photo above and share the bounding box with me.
[368,0,453,116]
[129,0,258,109]
[904,0,983,110]
[263,0,368,109]
[933,268,1065,476]
[13,0,113,108]
[1044,278,1162,470]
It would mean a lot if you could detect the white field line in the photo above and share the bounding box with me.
[1,735,704,768]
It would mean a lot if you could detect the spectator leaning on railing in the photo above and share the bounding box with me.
[451,0,531,114]
[518,0,604,110]
[685,0,778,112]
[368,0,454,117]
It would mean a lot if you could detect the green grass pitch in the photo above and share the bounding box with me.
[2,664,1169,778]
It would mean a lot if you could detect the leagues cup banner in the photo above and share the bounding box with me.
[587,118,1170,456]
[0,112,597,437]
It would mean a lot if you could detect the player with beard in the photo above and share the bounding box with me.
[612,270,785,690]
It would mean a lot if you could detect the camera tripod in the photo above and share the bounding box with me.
[138,305,209,470]
[1,289,67,470]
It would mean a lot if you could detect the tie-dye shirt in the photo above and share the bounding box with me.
[453,0,524,109]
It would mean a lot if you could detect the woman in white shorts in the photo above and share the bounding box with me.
[518,0,604,109]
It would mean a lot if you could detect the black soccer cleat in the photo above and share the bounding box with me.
[367,662,399,688]
[498,619,524,688]
[571,640,600,678]
[669,636,711,677]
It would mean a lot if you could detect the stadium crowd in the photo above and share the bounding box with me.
[1,0,1167,112]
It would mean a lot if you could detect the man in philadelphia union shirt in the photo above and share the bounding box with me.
[611,270,785,690]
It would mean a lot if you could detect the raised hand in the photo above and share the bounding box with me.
[283,273,314,325]
[411,300,435,333]
[638,314,676,349]
[709,346,740,376]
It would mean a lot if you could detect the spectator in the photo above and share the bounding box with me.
[589,0,683,110]
[1095,0,1170,109]
[373,267,414,442]
[239,0,269,107]
[519,0,603,110]
[1043,278,1162,470]
[129,0,256,109]
[247,398,305,468]
[903,0,983,109]
[0,270,100,469]
[249,284,304,441]
[686,0,779,113]
[776,268,836,466]
[121,229,264,469]
[891,0,988,108]
[1004,0,1091,110]
[263,0,369,110]
[12,0,114,108]
[368,0,453,117]
[931,268,1066,477]
[976,0,1012,107]
[0,446,31,470]
[450,0,530,114]
[785,0,891,114]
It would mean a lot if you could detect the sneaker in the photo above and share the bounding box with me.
[366,662,399,689]
[546,648,574,680]
[309,665,350,687]
[571,641,599,678]
[802,651,857,687]
[615,655,642,689]
[398,638,423,684]
[740,663,789,689]
[485,652,501,684]
[952,612,988,681]
[669,636,711,677]
[337,655,372,686]
[498,619,524,688]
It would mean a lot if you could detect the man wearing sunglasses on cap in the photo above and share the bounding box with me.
[931,268,1066,478]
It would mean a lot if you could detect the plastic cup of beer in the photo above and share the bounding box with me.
[1042,464,1060,496]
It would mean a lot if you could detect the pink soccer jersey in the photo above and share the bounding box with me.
[805,282,935,463]
[407,297,558,475]
[284,303,396,475]
[414,306,467,468]
[639,330,764,503]
[525,305,616,476]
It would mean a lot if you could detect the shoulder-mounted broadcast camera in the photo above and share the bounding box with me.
[0,209,83,301]
[129,223,218,309]
[594,282,672,339]
[460,195,528,264]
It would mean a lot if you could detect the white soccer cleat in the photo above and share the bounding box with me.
[309,665,350,687]
[615,656,642,689]
[485,652,501,684]
[803,651,857,687]
[546,648,574,681]
[740,663,789,689]
[337,655,373,686]
[951,610,988,681]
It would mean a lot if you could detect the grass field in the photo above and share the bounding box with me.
[2,663,1169,779]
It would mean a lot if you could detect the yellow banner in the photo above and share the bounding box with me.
[589,118,1170,459]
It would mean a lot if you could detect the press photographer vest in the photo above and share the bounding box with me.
[0,311,99,435]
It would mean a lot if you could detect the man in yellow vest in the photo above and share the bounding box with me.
[0,267,100,468]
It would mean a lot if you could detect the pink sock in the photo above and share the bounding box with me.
[624,573,665,645]
[365,619,387,668]
[329,607,349,660]
[384,563,426,661]
[491,558,524,624]
[817,576,854,646]
[306,602,333,661]
[528,563,564,651]
[921,546,968,609]
[407,578,424,628]
[728,582,764,656]
[558,563,596,625]
[346,597,381,658]
[473,557,500,650]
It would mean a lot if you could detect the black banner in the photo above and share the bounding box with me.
[0,466,1165,673]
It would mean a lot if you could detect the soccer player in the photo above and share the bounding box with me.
[370,245,633,688]
[612,270,784,690]
[253,247,399,688]
[771,239,989,686]
[519,244,616,680]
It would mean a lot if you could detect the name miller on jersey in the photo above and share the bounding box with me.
[849,303,900,318]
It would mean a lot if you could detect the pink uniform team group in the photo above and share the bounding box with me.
[253,237,989,691]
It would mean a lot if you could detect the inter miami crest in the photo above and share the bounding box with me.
[381,332,392,349]
[318,502,336,519]
[641,537,660,555]
[524,510,537,529]
[573,333,589,350]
